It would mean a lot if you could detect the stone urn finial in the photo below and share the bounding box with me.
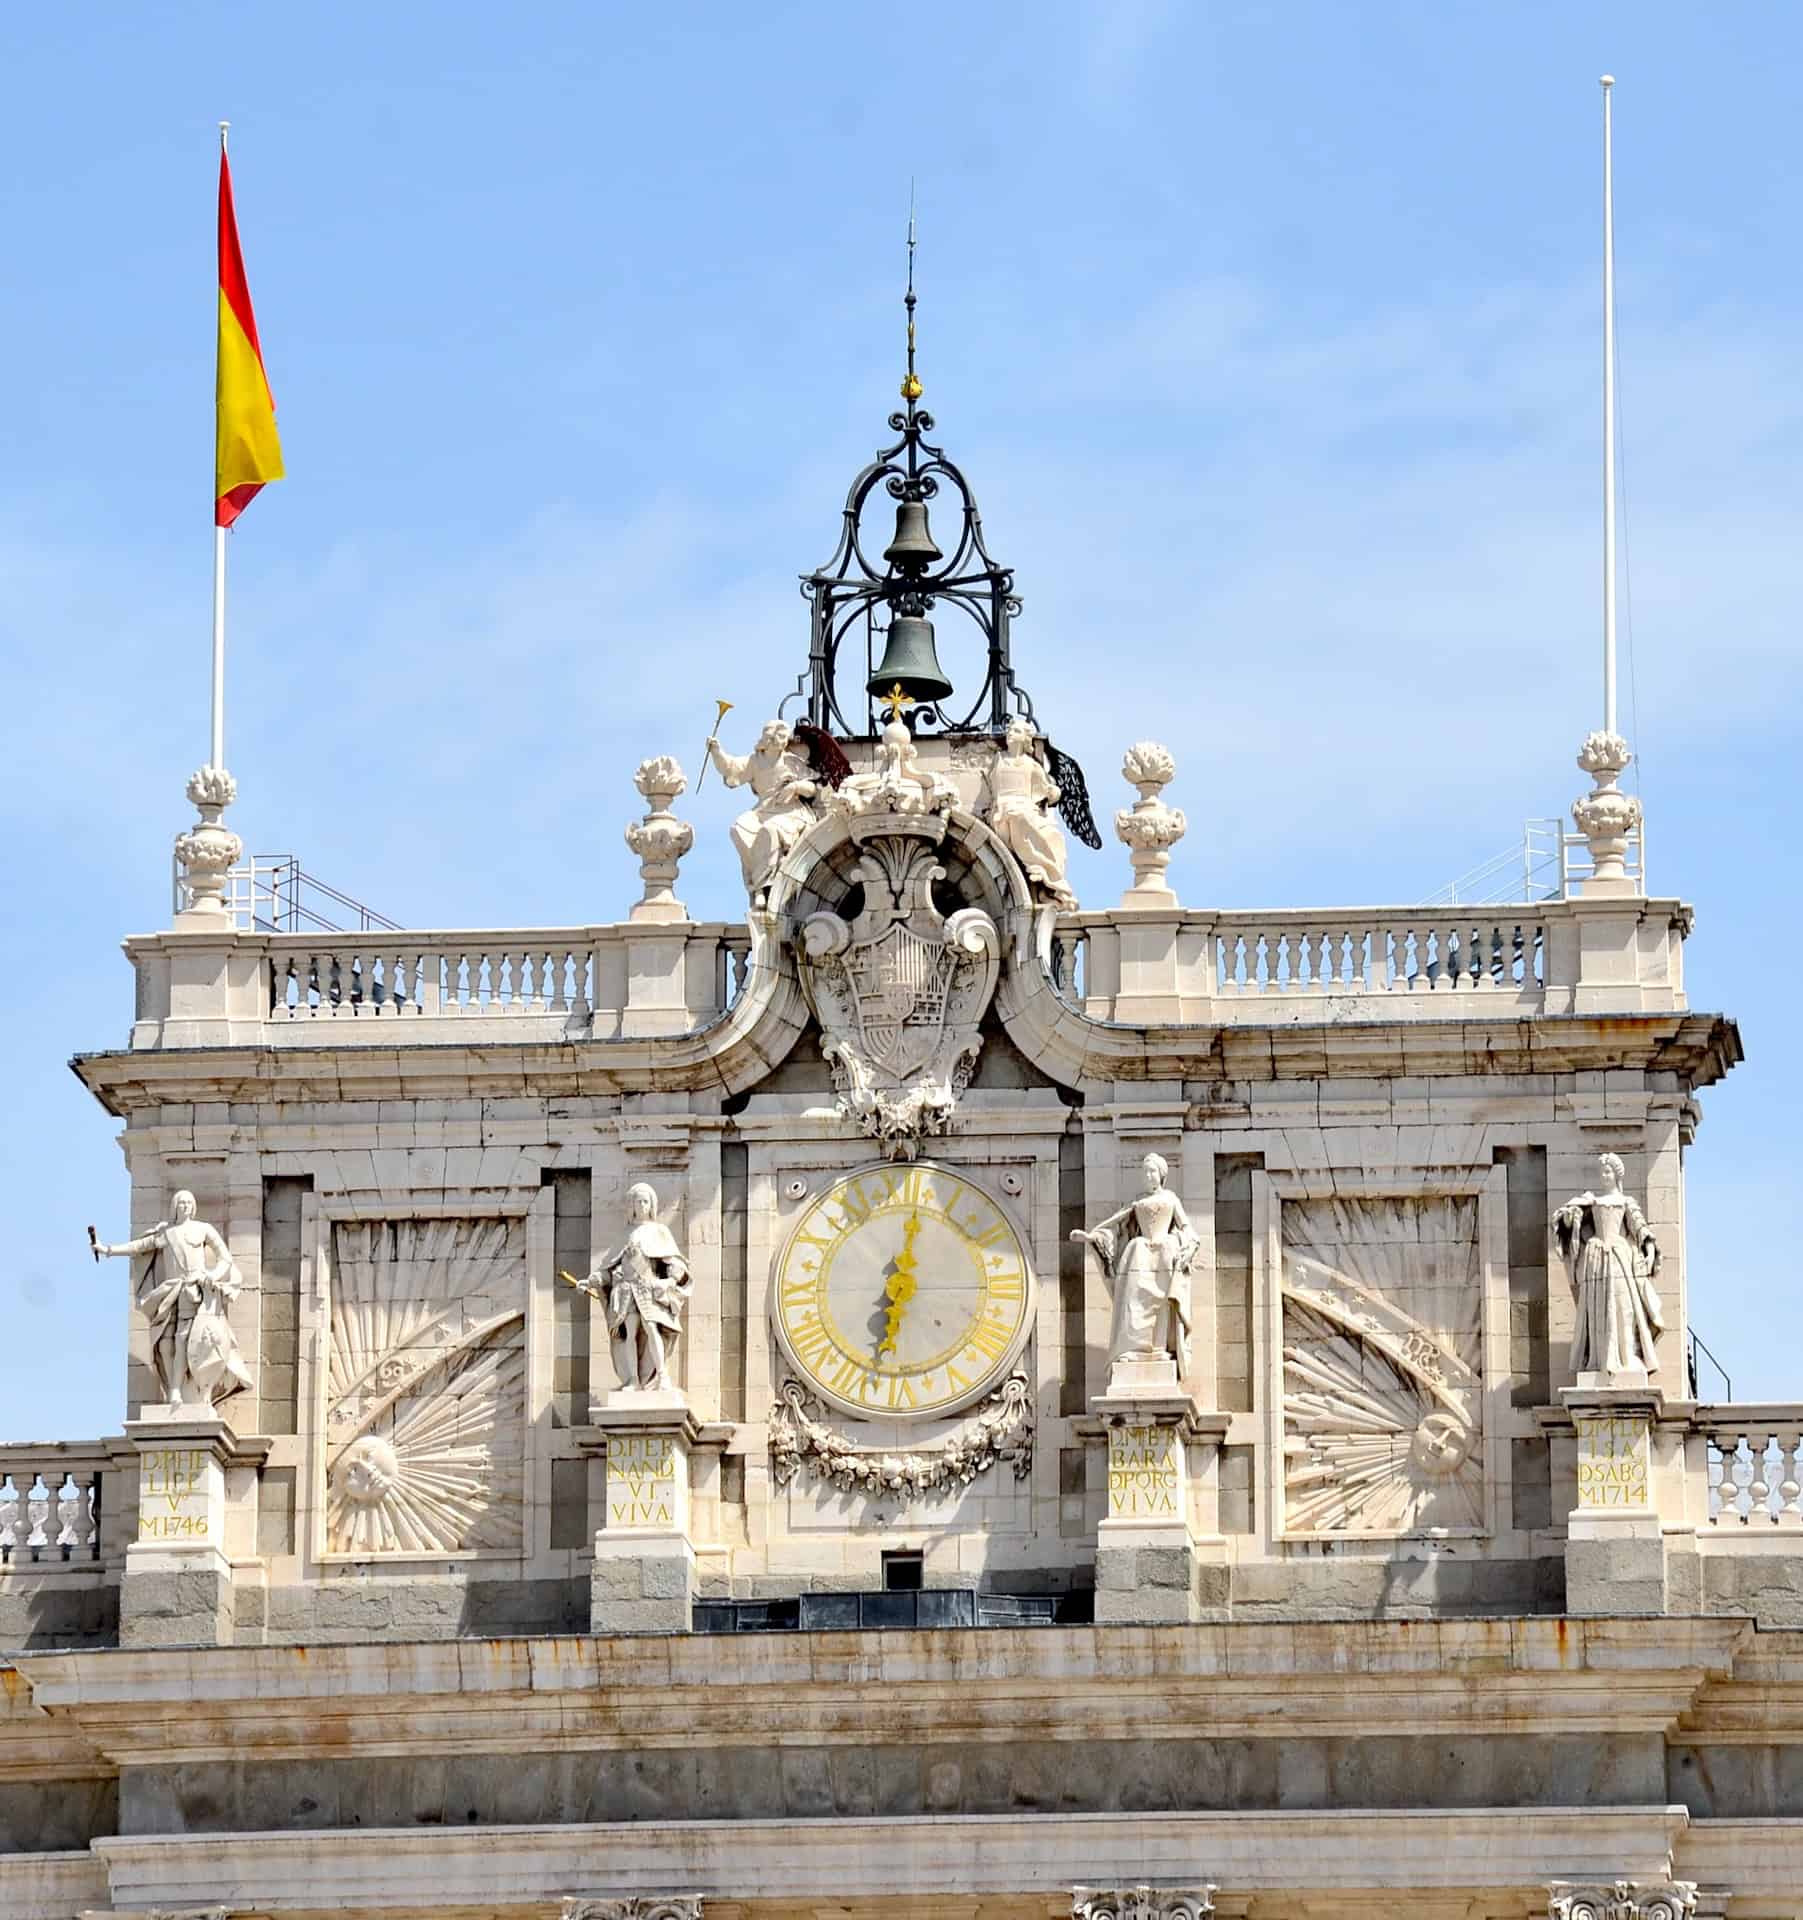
[1114,742,1186,910]
[625,756,694,923]
[173,765,243,921]
[1571,729,1642,897]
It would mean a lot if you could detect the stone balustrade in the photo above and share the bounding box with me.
[1696,1409,1803,1527]
[126,921,757,1050]
[0,1444,110,1571]
[119,894,1688,1054]
[1054,895,1689,1025]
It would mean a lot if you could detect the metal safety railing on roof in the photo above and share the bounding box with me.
[172,852,400,934]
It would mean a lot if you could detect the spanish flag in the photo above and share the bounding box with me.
[215,148,283,527]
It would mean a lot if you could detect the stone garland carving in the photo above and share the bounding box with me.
[89,1190,255,1411]
[624,755,694,923]
[1114,741,1187,907]
[1553,1151,1665,1381]
[173,763,243,916]
[324,1217,527,1555]
[795,831,1001,1159]
[1073,1888,1216,1920]
[567,1181,691,1392]
[770,1369,1033,1500]
[563,1900,705,1920]
[1548,1883,1697,1920]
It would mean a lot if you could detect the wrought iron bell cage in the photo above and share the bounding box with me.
[791,396,1037,740]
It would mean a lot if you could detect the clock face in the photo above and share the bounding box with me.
[773,1163,1034,1420]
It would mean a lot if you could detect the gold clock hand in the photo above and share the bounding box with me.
[876,1213,922,1359]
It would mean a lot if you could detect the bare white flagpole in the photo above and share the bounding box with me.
[1600,75,1617,738]
[211,119,230,771]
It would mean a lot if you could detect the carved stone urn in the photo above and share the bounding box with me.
[173,765,243,919]
[1571,729,1641,894]
[1114,741,1187,909]
[625,755,694,924]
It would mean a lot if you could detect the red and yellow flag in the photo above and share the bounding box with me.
[215,150,284,527]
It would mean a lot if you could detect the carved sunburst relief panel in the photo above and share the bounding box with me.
[1279,1195,1484,1537]
[323,1217,526,1555]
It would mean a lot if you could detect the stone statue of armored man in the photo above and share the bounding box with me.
[568,1182,693,1393]
[1552,1150,1665,1382]
[89,1191,255,1411]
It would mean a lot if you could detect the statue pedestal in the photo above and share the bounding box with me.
[1089,1377,1229,1624]
[582,1394,699,1635]
[1561,1384,1667,1616]
[119,1411,264,1648]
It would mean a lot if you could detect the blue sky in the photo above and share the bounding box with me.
[3,5,1799,1442]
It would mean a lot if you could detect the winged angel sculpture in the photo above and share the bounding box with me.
[707,717,851,900]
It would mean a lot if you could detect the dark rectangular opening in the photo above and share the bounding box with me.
[882,1549,924,1592]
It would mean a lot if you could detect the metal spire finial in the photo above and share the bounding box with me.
[900,181,922,405]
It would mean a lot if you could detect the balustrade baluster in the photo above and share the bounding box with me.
[1708,1434,1738,1523]
[69,1469,99,1557]
[1778,1431,1803,1527]
[1750,1432,1774,1520]
[0,1475,17,1557]
[25,1476,49,1552]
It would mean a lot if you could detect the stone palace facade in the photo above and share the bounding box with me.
[5,307,1801,1920]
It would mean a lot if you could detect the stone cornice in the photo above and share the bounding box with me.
[8,1619,1749,1771]
[89,1809,1692,1911]
[70,1007,1742,1117]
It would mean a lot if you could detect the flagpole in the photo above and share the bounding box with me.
[211,120,230,772]
[1600,75,1616,738]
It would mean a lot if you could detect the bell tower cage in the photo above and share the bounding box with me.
[788,231,1039,742]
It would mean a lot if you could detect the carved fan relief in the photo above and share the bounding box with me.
[1280,1196,1484,1537]
[324,1217,527,1555]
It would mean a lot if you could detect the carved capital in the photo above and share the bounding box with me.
[1547,1882,1697,1920]
[1073,1886,1216,1920]
[563,1901,704,1920]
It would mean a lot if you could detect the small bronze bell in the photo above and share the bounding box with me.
[883,498,942,572]
[867,612,953,705]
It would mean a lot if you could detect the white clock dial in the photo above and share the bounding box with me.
[772,1163,1034,1420]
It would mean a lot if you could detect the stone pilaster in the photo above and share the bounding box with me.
[119,1412,266,1648]
[1561,1385,1667,1616]
[582,1394,700,1634]
[1090,1359,1229,1624]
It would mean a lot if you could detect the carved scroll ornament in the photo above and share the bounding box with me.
[771,1370,1033,1501]
[1073,1888,1217,1920]
[1548,1884,1697,1920]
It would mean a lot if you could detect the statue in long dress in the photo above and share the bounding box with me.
[707,719,849,898]
[1552,1151,1665,1380]
[89,1190,255,1410]
[1070,1153,1198,1380]
[985,717,1078,909]
[572,1182,692,1393]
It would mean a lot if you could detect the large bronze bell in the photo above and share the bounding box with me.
[867,612,953,704]
[883,498,942,572]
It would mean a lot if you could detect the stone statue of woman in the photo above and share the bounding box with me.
[572,1182,692,1393]
[89,1190,255,1410]
[1552,1150,1665,1381]
[1070,1152,1198,1383]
